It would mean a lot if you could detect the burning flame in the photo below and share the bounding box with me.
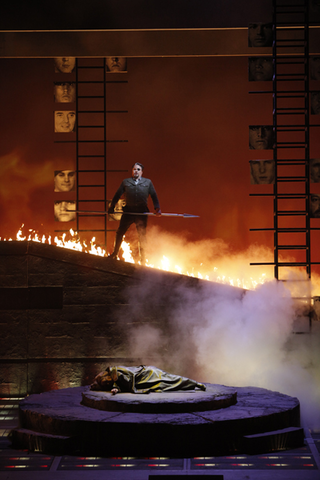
[9,225,107,257]
[0,225,272,290]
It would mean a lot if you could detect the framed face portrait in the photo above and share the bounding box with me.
[54,111,76,133]
[249,125,274,150]
[310,57,320,80]
[108,199,126,221]
[106,57,127,73]
[54,82,76,103]
[54,57,76,74]
[309,194,320,218]
[54,201,76,222]
[250,159,275,184]
[311,92,320,115]
[54,170,76,192]
[310,159,320,183]
[248,23,273,47]
[248,57,273,81]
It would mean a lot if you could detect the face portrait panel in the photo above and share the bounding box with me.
[54,111,76,133]
[250,160,275,184]
[248,57,273,81]
[106,57,127,73]
[309,194,320,218]
[54,82,76,103]
[249,125,274,150]
[54,201,76,222]
[310,158,320,183]
[108,199,126,221]
[311,92,320,115]
[54,170,76,192]
[310,57,320,80]
[248,23,273,47]
[54,57,76,74]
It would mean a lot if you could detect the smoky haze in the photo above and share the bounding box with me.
[117,229,320,430]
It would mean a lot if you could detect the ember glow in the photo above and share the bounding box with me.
[1,224,273,290]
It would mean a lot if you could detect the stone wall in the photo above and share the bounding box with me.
[0,241,244,396]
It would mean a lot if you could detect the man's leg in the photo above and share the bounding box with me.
[109,214,133,259]
[135,215,148,264]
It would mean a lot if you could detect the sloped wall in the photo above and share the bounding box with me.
[0,241,244,396]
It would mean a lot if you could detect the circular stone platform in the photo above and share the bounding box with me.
[11,384,302,457]
[81,384,237,413]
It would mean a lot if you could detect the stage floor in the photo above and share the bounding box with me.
[0,396,319,480]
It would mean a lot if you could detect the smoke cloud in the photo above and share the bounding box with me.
[121,227,320,429]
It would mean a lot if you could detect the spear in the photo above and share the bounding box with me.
[67,210,199,218]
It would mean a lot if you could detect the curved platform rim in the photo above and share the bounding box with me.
[81,383,238,413]
[13,383,302,457]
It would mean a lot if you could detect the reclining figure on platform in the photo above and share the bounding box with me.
[90,365,206,395]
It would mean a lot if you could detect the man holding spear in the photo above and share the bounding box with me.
[108,163,161,264]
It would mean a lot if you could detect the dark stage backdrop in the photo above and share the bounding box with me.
[0,56,320,275]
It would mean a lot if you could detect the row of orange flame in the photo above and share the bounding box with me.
[0,225,270,290]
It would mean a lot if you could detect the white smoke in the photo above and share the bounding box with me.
[121,229,320,429]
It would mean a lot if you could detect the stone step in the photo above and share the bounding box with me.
[10,428,77,455]
[243,426,304,454]
[13,385,302,457]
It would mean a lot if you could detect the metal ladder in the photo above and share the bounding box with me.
[272,0,311,281]
[249,0,320,328]
[75,58,128,248]
[250,0,318,281]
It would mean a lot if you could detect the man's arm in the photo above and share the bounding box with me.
[149,180,161,215]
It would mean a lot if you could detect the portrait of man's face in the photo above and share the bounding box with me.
[250,160,275,184]
[310,194,320,218]
[54,201,76,222]
[54,170,76,192]
[249,126,273,150]
[249,57,273,81]
[54,82,76,103]
[54,57,76,74]
[54,111,76,133]
[311,57,320,80]
[106,57,127,72]
[248,23,273,47]
[310,159,320,183]
[108,199,126,221]
[311,92,320,115]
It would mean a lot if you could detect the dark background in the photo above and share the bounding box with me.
[0,0,272,30]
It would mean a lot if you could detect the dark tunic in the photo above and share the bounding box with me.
[91,365,206,394]
[110,178,160,213]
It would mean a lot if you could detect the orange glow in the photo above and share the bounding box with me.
[0,224,276,290]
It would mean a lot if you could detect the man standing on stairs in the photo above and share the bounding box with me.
[107,163,161,264]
